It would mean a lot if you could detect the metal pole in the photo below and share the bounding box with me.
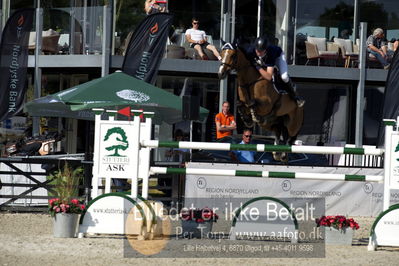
[111,0,116,55]
[220,0,224,40]
[257,0,263,37]
[231,0,235,41]
[355,22,367,164]
[353,0,359,41]
[70,0,76,54]
[219,80,228,113]
[189,120,193,160]
[1,0,10,34]
[83,0,87,54]
[222,0,231,42]
[219,0,231,111]
[292,0,298,64]
[101,5,111,77]
[285,0,290,54]
[33,5,43,136]
[0,0,3,40]
[279,0,290,55]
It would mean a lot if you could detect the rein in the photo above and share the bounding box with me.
[221,50,253,72]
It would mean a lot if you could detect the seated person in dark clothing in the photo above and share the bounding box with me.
[366,28,390,69]
[165,129,189,163]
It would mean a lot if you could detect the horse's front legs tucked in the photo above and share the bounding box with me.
[247,98,278,128]
[247,100,260,124]
[271,122,289,163]
[237,100,254,128]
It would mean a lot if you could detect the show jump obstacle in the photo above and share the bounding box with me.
[83,108,399,249]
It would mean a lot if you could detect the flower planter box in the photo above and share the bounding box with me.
[181,220,213,238]
[324,227,354,245]
[53,213,80,238]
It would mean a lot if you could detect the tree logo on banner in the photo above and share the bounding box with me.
[395,141,399,161]
[104,127,129,156]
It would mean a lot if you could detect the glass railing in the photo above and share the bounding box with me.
[28,6,106,55]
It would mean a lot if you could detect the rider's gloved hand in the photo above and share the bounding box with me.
[255,58,264,67]
[256,57,266,68]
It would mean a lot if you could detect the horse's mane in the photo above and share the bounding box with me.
[221,41,262,78]
[236,46,261,78]
[237,45,253,63]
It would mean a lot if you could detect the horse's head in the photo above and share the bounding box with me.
[218,42,237,80]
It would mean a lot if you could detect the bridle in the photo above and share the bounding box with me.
[220,43,254,72]
[220,50,237,70]
[220,44,261,88]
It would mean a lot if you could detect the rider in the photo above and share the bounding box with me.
[248,36,305,107]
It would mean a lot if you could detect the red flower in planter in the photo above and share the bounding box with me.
[48,198,86,217]
[71,199,79,205]
[316,215,360,231]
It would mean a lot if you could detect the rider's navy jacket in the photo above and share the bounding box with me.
[246,44,283,69]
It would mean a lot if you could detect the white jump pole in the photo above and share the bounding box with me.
[141,140,384,155]
[149,166,383,182]
[139,112,153,199]
[130,111,141,199]
[91,108,105,198]
[104,110,117,194]
[383,119,394,211]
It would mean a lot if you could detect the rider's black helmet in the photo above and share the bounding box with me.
[255,36,268,52]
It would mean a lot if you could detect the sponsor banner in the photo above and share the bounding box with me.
[122,13,173,84]
[96,121,137,177]
[390,132,399,189]
[185,162,399,216]
[377,48,399,145]
[80,193,141,234]
[0,9,34,121]
[123,197,326,258]
[373,206,399,246]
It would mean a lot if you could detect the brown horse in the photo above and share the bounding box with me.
[218,42,304,161]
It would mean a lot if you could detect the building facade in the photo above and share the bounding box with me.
[0,0,397,154]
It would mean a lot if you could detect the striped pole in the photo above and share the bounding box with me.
[141,140,384,156]
[149,167,383,182]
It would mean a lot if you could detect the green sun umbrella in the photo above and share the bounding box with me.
[25,71,209,124]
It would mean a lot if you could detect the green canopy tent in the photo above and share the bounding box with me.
[24,71,209,124]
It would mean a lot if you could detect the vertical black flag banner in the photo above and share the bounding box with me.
[0,8,34,121]
[122,13,173,84]
[377,49,399,146]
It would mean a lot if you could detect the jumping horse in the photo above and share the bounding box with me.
[218,42,304,161]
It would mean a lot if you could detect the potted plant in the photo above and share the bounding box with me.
[48,163,85,238]
[180,207,219,238]
[316,215,360,245]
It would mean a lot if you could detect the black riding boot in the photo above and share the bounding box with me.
[285,79,305,108]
